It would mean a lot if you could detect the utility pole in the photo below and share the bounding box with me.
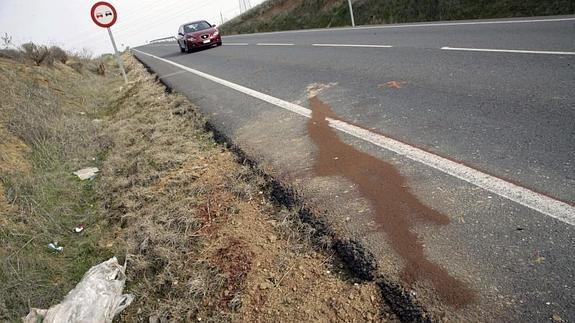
[347,0,355,27]
[220,11,224,25]
[239,0,242,14]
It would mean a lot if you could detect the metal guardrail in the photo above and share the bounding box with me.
[149,36,176,44]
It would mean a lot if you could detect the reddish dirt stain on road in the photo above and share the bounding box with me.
[307,96,476,308]
[380,81,407,89]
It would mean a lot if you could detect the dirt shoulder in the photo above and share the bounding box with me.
[107,56,393,321]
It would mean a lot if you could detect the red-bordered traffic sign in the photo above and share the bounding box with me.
[90,2,117,28]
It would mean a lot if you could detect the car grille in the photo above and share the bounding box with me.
[201,34,209,39]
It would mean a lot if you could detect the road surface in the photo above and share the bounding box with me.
[133,16,575,322]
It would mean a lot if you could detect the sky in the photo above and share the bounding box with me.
[0,0,265,55]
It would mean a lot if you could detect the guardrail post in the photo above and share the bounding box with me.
[347,0,355,27]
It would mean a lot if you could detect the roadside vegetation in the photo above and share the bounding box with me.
[0,42,120,320]
[0,41,390,321]
[221,0,574,34]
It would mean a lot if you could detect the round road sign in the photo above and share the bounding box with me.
[90,2,117,28]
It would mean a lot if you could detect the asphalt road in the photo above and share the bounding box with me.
[134,16,575,322]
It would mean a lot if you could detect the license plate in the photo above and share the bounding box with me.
[202,40,210,44]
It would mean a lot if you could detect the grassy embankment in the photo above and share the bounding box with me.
[0,44,389,321]
[0,45,118,320]
[221,0,574,34]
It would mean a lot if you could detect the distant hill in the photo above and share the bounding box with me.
[221,0,574,35]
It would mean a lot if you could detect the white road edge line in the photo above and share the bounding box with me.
[256,43,294,46]
[132,48,575,226]
[225,17,575,38]
[442,46,575,55]
[225,43,249,46]
[312,44,393,48]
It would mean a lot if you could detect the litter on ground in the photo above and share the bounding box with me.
[73,167,99,180]
[23,257,133,323]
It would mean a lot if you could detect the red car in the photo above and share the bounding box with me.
[177,20,222,53]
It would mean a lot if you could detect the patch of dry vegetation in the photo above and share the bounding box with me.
[0,50,122,321]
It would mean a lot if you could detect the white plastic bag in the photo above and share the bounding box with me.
[23,257,133,323]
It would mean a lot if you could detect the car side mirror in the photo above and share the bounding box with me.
[178,32,184,36]
[212,24,217,27]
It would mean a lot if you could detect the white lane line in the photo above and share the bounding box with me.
[256,43,294,46]
[312,44,393,48]
[132,48,575,226]
[442,46,575,55]
[225,43,249,46]
[225,17,575,37]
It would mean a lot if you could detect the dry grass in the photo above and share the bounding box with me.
[0,54,121,321]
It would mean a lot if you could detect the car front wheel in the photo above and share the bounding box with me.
[185,41,194,53]
[216,41,222,46]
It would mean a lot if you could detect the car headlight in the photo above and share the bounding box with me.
[213,30,219,36]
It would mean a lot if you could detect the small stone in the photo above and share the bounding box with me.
[349,293,354,300]
[148,315,160,323]
[268,235,277,243]
[370,295,376,303]
[366,313,374,321]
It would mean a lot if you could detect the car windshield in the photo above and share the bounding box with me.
[183,21,211,33]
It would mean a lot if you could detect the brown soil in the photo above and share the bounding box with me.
[0,126,30,174]
[0,126,30,212]
[307,96,476,308]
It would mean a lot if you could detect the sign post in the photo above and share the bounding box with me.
[90,1,127,83]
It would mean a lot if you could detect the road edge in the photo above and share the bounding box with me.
[133,53,434,323]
